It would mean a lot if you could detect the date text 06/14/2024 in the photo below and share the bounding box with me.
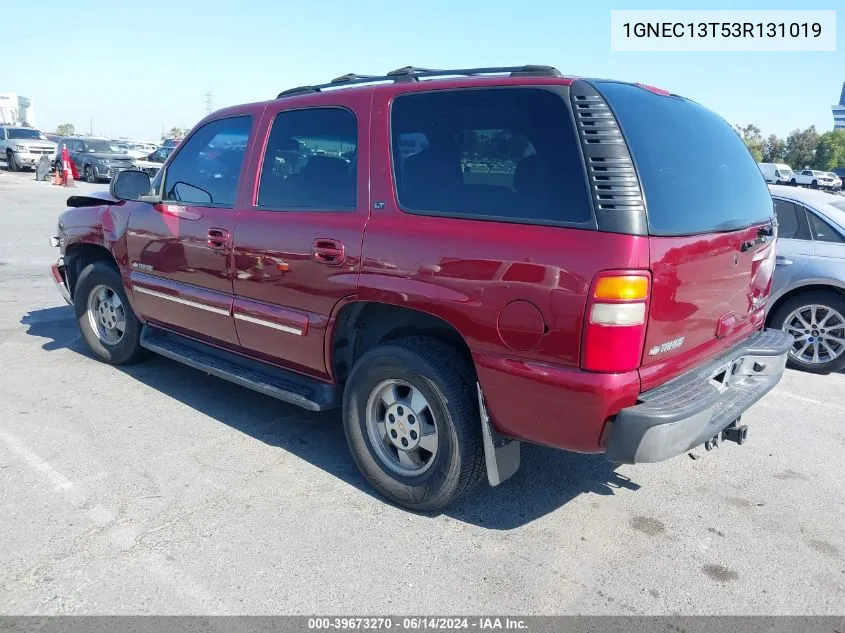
[307,617,528,630]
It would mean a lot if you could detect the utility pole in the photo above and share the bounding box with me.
[204,90,213,115]
[89,119,93,136]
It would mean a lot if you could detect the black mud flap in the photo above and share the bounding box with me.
[477,383,520,486]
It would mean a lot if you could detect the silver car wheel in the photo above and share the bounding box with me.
[782,304,845,365]
[365,379,439,477]
[86,284,127,346]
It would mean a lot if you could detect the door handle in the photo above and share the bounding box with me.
[207,228,230,249]
[775,256,793,266]
[311,239,345,266]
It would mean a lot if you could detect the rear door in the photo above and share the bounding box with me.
[230,94,370,379]
[770,198,814,301]
[594,82,777,389]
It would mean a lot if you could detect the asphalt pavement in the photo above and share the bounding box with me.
[0,168,843,615]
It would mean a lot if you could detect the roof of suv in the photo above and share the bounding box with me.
[205,66,579,121]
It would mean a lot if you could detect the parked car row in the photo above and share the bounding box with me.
[759,162,842,191]
[50,136,176,182]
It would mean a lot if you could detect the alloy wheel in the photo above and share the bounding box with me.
[365,379,439,477]
[86,284,127,346]
[782,304,845,365]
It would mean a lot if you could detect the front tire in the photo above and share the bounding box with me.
[772,290,845,374]
[85,164,96,183]
[74,261,147,365]
[6,151,18,171]
[343,337,485,512]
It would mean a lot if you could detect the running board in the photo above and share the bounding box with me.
[140,326,340,411]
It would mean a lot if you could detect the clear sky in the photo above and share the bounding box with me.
[6,0,843,141]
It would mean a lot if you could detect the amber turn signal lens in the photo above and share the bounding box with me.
[594,276,649,301]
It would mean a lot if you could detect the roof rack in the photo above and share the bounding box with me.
[276,65,562,99]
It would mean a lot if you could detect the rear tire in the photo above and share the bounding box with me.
[74,261,147,365]
[6,151,17,171]
[772,290,845,374]
[343,337,485,512]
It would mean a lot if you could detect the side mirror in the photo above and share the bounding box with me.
[110,169,152,201]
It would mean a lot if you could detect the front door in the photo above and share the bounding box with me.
[231,97,370,378]
[125,115,255,347]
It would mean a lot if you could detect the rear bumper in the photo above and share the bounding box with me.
[605,328,793,464]
[50,258,72,305]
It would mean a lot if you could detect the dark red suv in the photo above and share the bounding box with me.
[49,66,793,511]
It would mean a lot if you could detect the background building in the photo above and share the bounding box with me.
[833,82,845,130]
[0,93,35,127]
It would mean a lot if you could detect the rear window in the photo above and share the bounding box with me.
[596,82,773,236]
[391,88,592,226]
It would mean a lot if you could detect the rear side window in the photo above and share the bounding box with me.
[597,82,773,236]
[391,88,592,226]
[773,200,810,240]
[808,212,844,243]
[257,107,357,210]
[163,115,251,207]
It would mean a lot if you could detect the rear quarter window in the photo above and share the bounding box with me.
[596,82,773,236]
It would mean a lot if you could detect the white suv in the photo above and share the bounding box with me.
[792,169,838,190]
[0,127,57,172]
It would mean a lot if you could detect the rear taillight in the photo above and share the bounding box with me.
[581,272,651,373]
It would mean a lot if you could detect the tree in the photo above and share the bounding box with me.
[783,126,819,170]
[56,123,75,137]
[762,134,786,163]
[735,124,763,162]
[812,130,845,170]
[164,126,189,140]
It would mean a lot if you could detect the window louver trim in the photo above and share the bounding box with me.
[570,81,648,235]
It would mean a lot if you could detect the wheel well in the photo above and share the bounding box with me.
[64,243,117,298]
[331,302,474,384]
[766,285,845,325]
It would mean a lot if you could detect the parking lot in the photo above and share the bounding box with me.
[0,167,843,615]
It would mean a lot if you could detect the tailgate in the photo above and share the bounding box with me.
[593,81,777,389]
[644,225,775,376]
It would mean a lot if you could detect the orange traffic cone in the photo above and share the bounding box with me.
[52,163,61,186]
[61,146,76,188]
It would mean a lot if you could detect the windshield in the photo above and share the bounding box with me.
[84,140,124,153]
[8,129,47,140]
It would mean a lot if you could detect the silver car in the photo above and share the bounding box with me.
[767,185,845,373]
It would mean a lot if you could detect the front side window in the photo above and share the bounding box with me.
[163,116,252,207]
[391,88,592,226]
[257,108,357,210]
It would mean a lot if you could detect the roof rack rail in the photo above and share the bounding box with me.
[276,65,562,99]
[330,73,381,84]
